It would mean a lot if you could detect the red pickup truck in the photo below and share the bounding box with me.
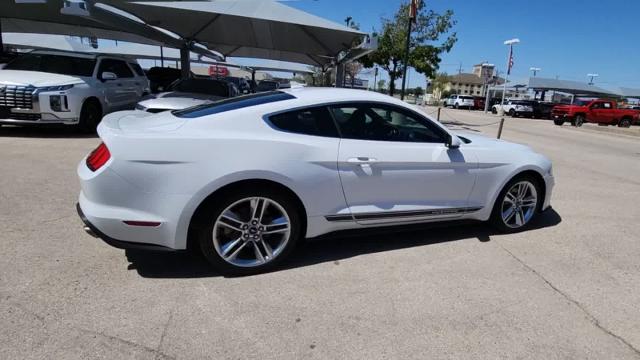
[552,99,639,128]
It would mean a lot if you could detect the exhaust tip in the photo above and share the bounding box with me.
[83,226,98,238]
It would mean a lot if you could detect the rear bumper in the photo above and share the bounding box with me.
[77,202,176,252]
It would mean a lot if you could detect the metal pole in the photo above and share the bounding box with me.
[437,107,441,122]
[484,84,491,112]
[499,45,511,115]
[373,67,378,92]
[0,18,4,56]
[160,46,164,67]
[400,16,412,100]
[497,117,505,139]
[179,44,190,79]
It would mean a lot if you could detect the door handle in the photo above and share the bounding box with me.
[347,157,378,164]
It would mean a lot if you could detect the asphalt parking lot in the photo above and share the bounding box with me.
[1,109,639,360]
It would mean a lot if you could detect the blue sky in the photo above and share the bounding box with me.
[286,0,640,90]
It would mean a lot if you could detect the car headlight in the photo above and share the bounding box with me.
[135,103,147,111]
[38,84,75,92]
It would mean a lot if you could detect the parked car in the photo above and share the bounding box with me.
[222,76,252,94]
[551,99,639,127]
[77,88,554,275]
[0,50,149,131]
[532,102,556,119]
[444,95,474,109]
[473,96,486,110]
[145,67,183,93]
[256,80,281,92]
[135,77,239,113]
[491,100,532,117]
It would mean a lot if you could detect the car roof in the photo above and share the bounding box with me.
[29,49,135,62]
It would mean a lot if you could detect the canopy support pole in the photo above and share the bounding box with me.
[180,44,190,79]
[335,63,345,88]
[251,70,256,93]
[160,46,164,67]
[0,18,4,56]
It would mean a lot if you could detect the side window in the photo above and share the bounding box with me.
[98,59,134,78]
[592,102,602,109]
[268,106,339,138]
[330,103,446,143]
[603,102,612,109]
[129,63,145,77]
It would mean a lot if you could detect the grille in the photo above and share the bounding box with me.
[7,112,41,121]
[0,85,35,109]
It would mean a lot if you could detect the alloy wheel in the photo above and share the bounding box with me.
[501,181,538,229]
[212,197,291,268]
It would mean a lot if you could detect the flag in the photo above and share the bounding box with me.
[507,45,514,75]
[409,0,419,23]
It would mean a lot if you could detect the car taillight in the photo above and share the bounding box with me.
[86,142,111,172]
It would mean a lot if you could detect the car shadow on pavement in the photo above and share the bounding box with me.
[0,125,97,138]
[124,208,561,279]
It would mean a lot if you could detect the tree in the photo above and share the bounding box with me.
[414,86,424,96]
[345,62,363,88]
[360,0,457,96]
[429,72,450,98]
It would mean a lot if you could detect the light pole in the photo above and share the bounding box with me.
[530,67,541,77]
[500,38,520,115]
[587,73,599,85]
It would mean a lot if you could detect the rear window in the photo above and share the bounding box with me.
[129,63,145,76]
[173,91,295,118]
[171,78,229,97]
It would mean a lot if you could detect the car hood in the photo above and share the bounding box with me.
[138,92,218,111]
[0,70,85,87]
[455,131,533,152]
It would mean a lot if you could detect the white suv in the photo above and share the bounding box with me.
[0,50,149,131]
[444,95,474,109]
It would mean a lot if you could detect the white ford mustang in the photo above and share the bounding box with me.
[77,88,554,275]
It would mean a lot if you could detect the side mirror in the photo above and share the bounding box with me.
[445,134,462,149]
[101,72,117,81]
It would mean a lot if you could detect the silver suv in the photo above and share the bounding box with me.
[0,50,149,131]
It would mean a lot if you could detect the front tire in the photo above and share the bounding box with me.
[77,99,102,133]
[196,188,302,275]
[553,119,564,126]
[508,109,516,117]
[491,107,498,114]
[573,114,585,127]
[489,175,542,233]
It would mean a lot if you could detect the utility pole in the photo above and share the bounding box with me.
[400,0,417,100]
[500,38,520,115]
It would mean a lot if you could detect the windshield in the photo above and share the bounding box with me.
[4,53,96,77]
[170,78,230,97]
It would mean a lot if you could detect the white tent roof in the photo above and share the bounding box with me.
[1,0,364,66]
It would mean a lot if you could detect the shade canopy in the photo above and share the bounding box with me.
[528,77,618,97]
[1,0,365,66]
[617,87,640,99]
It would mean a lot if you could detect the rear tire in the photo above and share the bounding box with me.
[196,187,302,276]
[491,107,498,114]
[77,99,102,133]
[489,175,542,233]
[618,117,632,128]
[508,109,516,117]
[454,103,459,109]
